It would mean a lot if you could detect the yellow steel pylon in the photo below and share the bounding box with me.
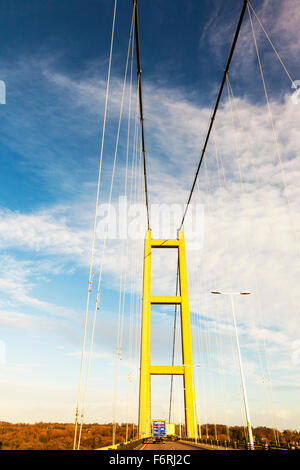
[138,230,198,439]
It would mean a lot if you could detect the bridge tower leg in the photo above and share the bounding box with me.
[138,230,198,439]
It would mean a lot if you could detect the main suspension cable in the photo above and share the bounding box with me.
[133,0,150,230]
[179,0,248,230]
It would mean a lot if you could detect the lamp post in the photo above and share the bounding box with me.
[211,290,254,450]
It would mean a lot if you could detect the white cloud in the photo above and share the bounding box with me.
[0,208,88,258]
[0,309,71,334]
[0,254,79,320]
[1,60,300,355]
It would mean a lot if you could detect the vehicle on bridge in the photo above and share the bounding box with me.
[166,423,177,441]
[152,419,166,443]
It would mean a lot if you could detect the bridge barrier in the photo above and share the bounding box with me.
[181,437,298,450]
[96,436,299,451]
[96,439,144,451]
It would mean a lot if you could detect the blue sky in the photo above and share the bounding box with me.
[0,0,299,434]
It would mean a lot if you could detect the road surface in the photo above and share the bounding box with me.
[141,441,203,450]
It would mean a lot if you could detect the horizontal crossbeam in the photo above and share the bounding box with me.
[151,240,179,248]
[150,366,184,375]
[151,296,182,304]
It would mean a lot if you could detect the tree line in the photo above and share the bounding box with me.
[0,421,299,450]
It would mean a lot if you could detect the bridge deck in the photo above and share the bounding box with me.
[140,441,205,451]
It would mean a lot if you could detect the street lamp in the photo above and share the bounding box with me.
[211,290,254,450]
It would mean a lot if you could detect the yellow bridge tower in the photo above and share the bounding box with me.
[138,230,198,439]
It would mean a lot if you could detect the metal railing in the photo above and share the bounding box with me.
[97,436,300,451]
[182,437,300,450]
[96,438,144,451]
